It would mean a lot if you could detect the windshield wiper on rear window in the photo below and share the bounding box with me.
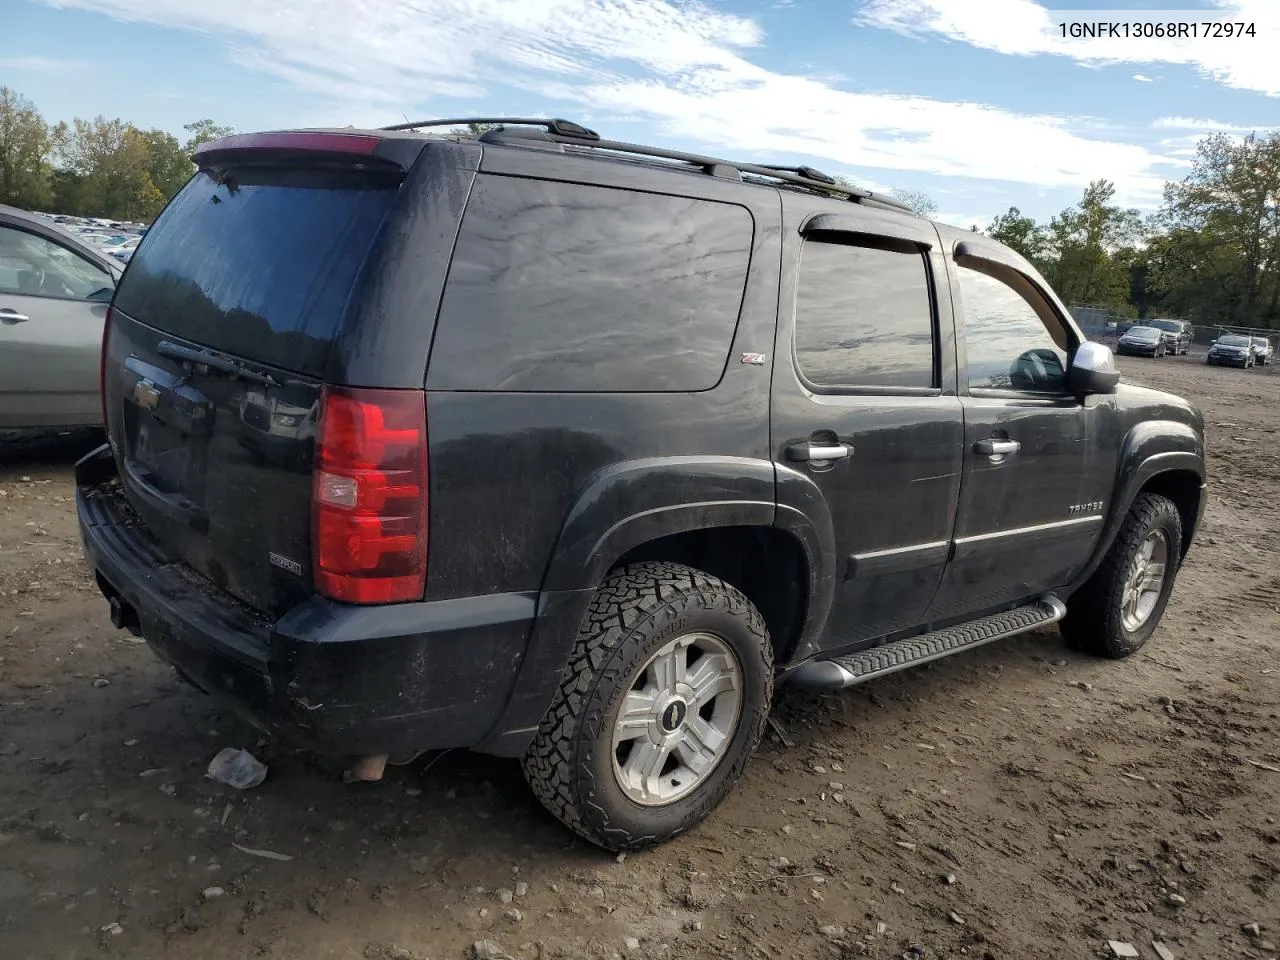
[157,340,279,387]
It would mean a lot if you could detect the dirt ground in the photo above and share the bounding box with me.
[1,354,1278,960]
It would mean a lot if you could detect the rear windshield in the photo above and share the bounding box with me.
[113,166,398,378]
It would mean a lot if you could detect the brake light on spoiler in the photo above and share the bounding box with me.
[313,387,428,604]
[192,131,384,160]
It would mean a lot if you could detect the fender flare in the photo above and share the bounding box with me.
[1070,421,1205,591]
[542,456,777,591]
[474,455,837,754]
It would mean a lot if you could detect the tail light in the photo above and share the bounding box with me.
[312,386,427,604]
[100,305,113,427]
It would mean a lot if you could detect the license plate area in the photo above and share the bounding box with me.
[120,357,214,519]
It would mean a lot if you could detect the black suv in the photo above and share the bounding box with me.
[77,120,1207,852]
[1145,318,1192,355]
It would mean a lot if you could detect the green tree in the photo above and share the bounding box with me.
[60,116,164,221]
[985,206,1044,263]
[183,118,235,152]
[1041,180,1142,309]
[451,121,501,137]
[0,87,56,209]
[1160,132,1280,329]
[141,128,194,199]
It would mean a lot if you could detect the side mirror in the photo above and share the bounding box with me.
[1067,341,1120,395]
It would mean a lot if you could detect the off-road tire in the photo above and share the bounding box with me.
[521,561,772,851]
[1061,493,1182,658]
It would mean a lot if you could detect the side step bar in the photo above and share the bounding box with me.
[788,594,1067,691]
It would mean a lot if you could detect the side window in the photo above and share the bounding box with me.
[793,237,935,390]
[429,176,754,392]
[958,263,1070,393]
[0,226,113,301]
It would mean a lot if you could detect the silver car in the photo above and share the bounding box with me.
[1251,337,1273,366]
[0,204,123,428]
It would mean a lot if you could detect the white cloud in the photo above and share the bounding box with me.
[39,0,1172,202]
[1133,73,1154,83]
[856,0,1280,97]
[1153,116,1267,133]
[0,56,89,72]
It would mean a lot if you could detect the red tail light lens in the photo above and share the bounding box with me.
[100,305,113,427]
[313,386,427,604]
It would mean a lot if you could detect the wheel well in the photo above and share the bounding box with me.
[611,526,808,664]
[1139,469,1202,560]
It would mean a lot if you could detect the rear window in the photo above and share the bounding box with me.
[113,167,398,378]
[428,175,754,392]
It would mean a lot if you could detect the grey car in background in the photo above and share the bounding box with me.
[0,205,123,429]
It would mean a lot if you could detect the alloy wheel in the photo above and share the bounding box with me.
[610,632,743,806]
[1121,529,1169,632]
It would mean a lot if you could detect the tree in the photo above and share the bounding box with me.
[0,87,56,209]
[1159,132,1280,329]
[183,118,235,152]
[59,117,164,221]
[889,188,938,217]
[141,128,194,199]
[985,206,1044,263]
[1040,180,1142,309]
[447,121,503,138]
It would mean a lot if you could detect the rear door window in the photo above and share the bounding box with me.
[428,175,754,392]
[793,237,936,389]
[112,167,399,378]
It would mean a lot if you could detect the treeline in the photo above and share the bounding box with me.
[984,131,1280,330]
[0,87,232,222]
[3,86,1277,328]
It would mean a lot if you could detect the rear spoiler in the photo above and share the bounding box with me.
[192,130,431,171]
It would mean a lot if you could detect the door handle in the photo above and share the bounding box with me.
[975,438,1020,457]
[0,309,31,324]
[786,440,852,462]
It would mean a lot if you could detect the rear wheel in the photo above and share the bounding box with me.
[1061,493,1182,659]
[522,561,772,851]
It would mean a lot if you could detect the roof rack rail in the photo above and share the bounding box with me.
[379,117,601,140]
[471,126,912,212]
[755,164,837,185]
[378,117,911,212]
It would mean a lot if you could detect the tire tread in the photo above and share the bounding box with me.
[521,561,772,850]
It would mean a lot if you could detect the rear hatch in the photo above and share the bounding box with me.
[103,135,415,618]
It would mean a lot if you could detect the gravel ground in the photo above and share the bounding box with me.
[1,355,1277,960]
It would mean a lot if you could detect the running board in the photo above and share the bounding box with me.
[789,594,1068,691]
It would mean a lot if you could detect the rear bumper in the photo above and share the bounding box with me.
[75,444,539,758]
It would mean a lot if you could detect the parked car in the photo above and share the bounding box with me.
[1250,337,1273,366]
[76,120,1207,852]
[1206,334,1256,368]
[1115,324,1168,357]
[1145,318,1191,355]
[108,237,140,262]
[0,204,123,429]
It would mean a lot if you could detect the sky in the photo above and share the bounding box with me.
[2,0,1278,227]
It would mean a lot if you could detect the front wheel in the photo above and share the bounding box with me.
[1061,493,1183,658]
[522,561,773,851]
